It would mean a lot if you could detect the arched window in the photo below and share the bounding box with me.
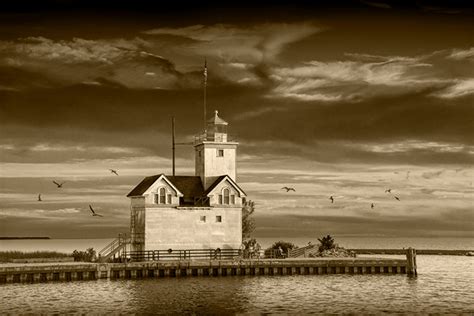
[223,188,230,205]
[159,187,166,204]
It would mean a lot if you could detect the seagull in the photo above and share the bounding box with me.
[385,189,392,193]
[109,169,119,176]
[281,187,295,192]
[38,194,42,201]
[89,205,103,217]
[394,196,400,201]
[371,203,374,209]
[329,196,334,203]
[53,181,65,188]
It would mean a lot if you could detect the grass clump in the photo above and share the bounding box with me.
[0,251,71,263]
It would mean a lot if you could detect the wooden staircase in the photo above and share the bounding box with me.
[98,233,130,262]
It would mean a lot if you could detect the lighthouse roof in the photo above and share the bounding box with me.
[207,110,228,125]
[127,174,246,204]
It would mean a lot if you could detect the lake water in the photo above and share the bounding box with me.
[1,255,473,314]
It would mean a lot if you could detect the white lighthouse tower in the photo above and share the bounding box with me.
[194,110,239,190]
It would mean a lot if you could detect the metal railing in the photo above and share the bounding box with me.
[288,245,316,258]
[98,233,130,261]
[194,133,238,145]
[264,249,288,259]
[123,248,242,261]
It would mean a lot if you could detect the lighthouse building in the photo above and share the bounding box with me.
[127,111,246,252]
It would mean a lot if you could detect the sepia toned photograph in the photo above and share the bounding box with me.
[0,0,473,314]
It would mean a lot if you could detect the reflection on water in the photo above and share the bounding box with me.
[1,256,473,314]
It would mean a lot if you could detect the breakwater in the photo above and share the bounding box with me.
[350,249,473,256]
[0,255,415,284]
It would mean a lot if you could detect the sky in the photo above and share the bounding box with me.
[0,1,473,242]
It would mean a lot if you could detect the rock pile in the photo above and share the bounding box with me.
[307,246,356,258]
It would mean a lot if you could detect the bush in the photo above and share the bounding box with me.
[72,248,96,262]
[242,200,256,240]
[317,235,336,252]
[265,241,297,258]
[242,238,262,258]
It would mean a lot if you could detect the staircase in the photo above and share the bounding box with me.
[99,233,130,262]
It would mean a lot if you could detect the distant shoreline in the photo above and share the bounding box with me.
[350,249,473,256]
[0,237,50,240]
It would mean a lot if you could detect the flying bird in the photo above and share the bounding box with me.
[109,169,119,176]
[385,189,392,193]
[329,196,334,203]
[38,194,42,201]
[281,187,295,192]
[89,205,103,217]
[371,203,374,209]
[394,196,400,201]
[53,181,65,188]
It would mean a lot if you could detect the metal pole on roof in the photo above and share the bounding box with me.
[203,58,207,133]
[172,116,176,176]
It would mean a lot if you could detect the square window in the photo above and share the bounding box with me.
[217,149,224,157]
[216,216,222,222]
[200,216,206,222]
[167,194,172,204]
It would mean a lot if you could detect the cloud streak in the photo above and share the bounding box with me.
[268,50,473,102]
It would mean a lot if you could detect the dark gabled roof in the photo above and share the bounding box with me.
[127,173,245,199]
[126,174,204,198]
[166,176,204,198]
[127,174,163,197]
[203,175,247,196]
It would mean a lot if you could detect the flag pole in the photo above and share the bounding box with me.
[203,58,207,134]
[172,116,175,176]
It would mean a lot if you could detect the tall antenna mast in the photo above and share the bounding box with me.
[203,58,207,132]
[172,116,175,176]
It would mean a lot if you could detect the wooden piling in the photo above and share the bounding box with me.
[406,247,417,276]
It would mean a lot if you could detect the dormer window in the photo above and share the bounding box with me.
[154,187,167,204]
[223,188,230,205]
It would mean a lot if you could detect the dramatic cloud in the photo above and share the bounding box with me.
[0,10,472,239]
[0,37,186,90]
[143,23,320,63]
[268,50,473,102]
[433,79,474,98]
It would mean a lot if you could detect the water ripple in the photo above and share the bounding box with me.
[1,256,473,314]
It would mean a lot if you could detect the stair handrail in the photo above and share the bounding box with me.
[99,233,130,258]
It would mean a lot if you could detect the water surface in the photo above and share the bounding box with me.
[1,255,473,314]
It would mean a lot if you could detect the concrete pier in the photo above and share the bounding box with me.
[0,257,412,284]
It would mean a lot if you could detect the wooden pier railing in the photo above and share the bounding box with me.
[125,248,241,261]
